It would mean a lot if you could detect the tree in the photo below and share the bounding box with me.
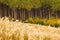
[50,0,60,18]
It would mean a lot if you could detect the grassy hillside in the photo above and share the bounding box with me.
[0,17,60,40]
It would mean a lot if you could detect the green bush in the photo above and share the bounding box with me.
[27,17,45,25]
[24,17,60,27]
[31,17,40,24]
[27,17,34,23]
[46,18,57,27]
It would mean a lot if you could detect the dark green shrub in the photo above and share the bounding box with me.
[52,23,59,28]
[24,17,60,27]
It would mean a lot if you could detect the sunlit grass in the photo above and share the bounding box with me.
[0,17,60,40]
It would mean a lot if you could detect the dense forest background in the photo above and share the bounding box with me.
[0,0,60,20]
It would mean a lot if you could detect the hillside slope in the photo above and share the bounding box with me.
[0,17,60,40]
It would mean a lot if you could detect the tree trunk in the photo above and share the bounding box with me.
[0,5,2,18]
[23,9,25,20]
[13,9,17,19]
[35,9,37,17]
[28,11,31,18]
[20,10,21,19]
[12,9,13,18]
[49,10,50,19]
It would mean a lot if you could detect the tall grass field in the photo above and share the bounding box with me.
[0,17,60,40]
